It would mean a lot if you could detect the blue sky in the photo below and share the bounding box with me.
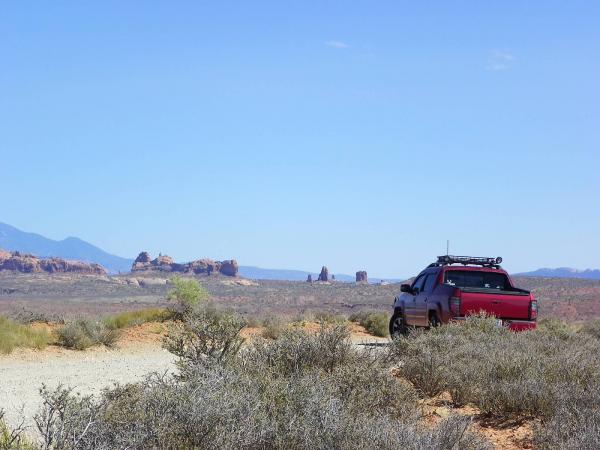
[1,1,599,277]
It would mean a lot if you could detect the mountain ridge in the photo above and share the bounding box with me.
[515,267,600,280]
[0,222,133,273]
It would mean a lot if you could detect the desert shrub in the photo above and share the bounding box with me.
[9,307,65,325]
[348,311,370,324]
[537,317,575,339]
[33,314,488,450]
[243,324,357,377]
[388,315,600,423]
[349,311,389,337]
[56,322,92,350]
[260,316,284,339]
[34,385,104,450]
[580,319,600,339]
[0,316,51,354]
[312,311,347,324]
[362,312,389,337]
[103,308,172,330]
[0,410,34,450]
[534,384,600,449]
[57,319,120,350]
[163,306,245,376]
[167,276,209,317]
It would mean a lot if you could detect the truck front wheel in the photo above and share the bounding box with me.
[389,312,407,338]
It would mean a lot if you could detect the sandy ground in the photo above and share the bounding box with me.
[0,322,388,432]
[0,325,177,431]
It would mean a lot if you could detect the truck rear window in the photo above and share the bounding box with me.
[443,270,509,290]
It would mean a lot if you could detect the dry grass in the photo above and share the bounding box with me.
[103,308,172,330]
[0,316,51,354]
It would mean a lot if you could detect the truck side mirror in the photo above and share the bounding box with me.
[400,284,412,293]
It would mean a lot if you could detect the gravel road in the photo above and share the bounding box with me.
[0,331,387,432]
[0,344,176,430]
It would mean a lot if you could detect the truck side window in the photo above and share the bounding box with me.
[412,275,427,293]
[424,272,437,293]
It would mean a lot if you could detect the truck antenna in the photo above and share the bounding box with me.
[446,240,450,256]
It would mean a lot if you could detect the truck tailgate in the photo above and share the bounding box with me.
[460,289,531,319]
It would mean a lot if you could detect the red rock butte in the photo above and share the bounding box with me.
[0,248,107,274]
[131,251,238,277]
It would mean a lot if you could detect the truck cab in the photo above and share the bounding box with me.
[390,255,537,336]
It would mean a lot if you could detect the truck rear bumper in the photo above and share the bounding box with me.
[504,320,537,331]
[451,317,536,331]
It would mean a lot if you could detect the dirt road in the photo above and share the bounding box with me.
[0,343,177,430]
[0,323,387,431]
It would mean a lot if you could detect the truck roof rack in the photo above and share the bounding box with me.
[430,255,503,269]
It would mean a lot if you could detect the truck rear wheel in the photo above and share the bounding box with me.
[428,312,441,328]
[389,312,407,338]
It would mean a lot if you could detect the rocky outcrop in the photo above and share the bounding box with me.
[131,252,238,277]
[356,271,368,283]
[0,249,107,274]
[307,274,313,283]
[318,266,329,282]
[219,260,239,277]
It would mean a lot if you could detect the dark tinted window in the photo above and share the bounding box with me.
[412,275,426,293]
[424,272,437,292]
[444,270,509,290]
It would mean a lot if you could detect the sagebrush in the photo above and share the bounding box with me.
[30,306,487,450]
[388,315,600,449]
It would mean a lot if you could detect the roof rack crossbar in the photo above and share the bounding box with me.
[434,255,503,268]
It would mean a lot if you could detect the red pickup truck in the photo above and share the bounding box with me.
[389,255,537,336]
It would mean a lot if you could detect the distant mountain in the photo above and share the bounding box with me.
[0,222,404,281]
[238,266,403,283]
[516,267,600,280]
[0,222,133,273]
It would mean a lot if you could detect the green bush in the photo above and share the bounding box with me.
[362,313,389,337]
[0,316,51,354]
[57,319,120,350]
[167,276,209,317]
[349,311,389,337]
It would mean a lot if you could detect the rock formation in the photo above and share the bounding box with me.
[318,266,329,282]
[131,252,238,277]
[307,274,312,283]
[219,260,239,277]
[356,271,368,283]
[0,249,107,274]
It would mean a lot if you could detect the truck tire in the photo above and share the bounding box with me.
[389,312,407,338]
[428,312,441,328]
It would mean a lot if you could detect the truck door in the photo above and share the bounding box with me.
[415,272,437,326]
[404,274,426,326]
